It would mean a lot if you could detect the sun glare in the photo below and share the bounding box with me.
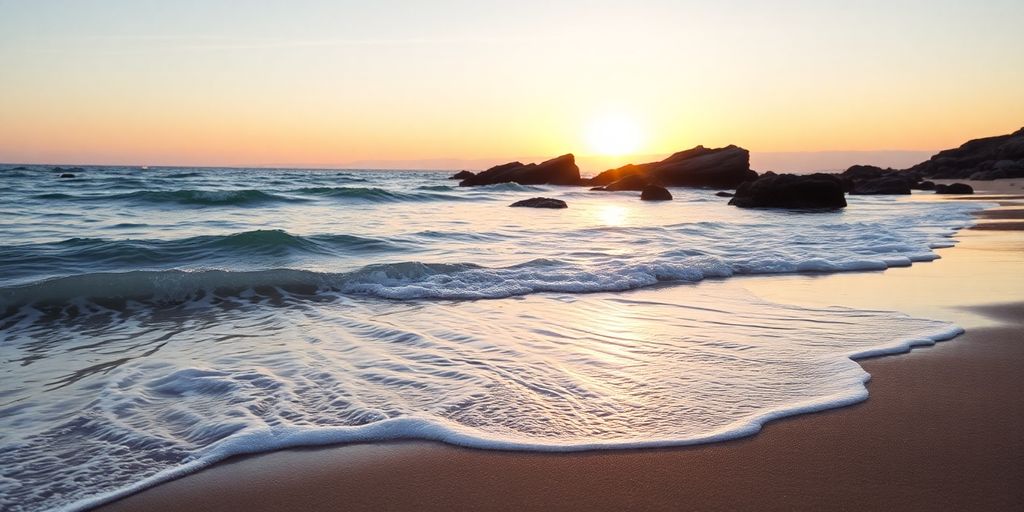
[585,114,643,156]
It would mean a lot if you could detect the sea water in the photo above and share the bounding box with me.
[0,166,983,511]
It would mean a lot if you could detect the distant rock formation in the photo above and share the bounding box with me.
[907,127,1024,180]
[841,165,913,195]
[640,185,672,201]
[460,155,580,187]
[934,183,974,194]
[588,145,757,189]
[599,174,649,191]
[449,170,475,180]
[728,172,847,209]
[509,197,568,208]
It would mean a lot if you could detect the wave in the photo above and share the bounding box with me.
[289,186,469,202]
[0,230,405,288]
[32,189,305,206]
[0,245,949,309]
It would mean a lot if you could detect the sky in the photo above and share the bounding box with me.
[0,0,1022,171]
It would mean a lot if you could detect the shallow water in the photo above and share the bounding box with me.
[0,165,983,511]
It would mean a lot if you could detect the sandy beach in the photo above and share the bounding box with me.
[96,184,1024,512]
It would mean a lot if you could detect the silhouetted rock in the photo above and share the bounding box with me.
[640,185,672,201]
[509,197,568,208]
[715,191,734,197]
[934,183,974,194]
[59,173,76,178]
[849,176,912,195]
[841,165,912,194]
[729,173,846,209]
[603,174,650,191]
[911,180,936,190]
[461,155,580,187]
[908,127,1024,179]
[449,170,475,180]
[589,145,757,189]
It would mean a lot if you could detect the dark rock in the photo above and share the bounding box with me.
[640,185,672,201]
[849,176,912,195]
[509,197,568,209]
[590,145,757,189]
[449,170,475,180]
[729,173,847,209]
[907,127,1024,179]
[715,191,734,197]
[589,186,606,191]
[603,174,650,191]
[59,173,76,178]
[934,183,974,194]
[841,165,913,194]
[461,155,580,187]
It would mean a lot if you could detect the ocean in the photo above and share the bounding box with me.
[0,165,984,511]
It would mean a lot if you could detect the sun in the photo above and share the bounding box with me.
[585,114,643,156]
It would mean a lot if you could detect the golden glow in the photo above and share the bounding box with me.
[596,205,629,226]
[585,114,643,156]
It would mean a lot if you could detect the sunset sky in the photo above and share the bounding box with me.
[1,0,1022,171]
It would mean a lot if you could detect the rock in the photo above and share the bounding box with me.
[603,174,650,191]
[841,165,913,194]
[589,186,606,191]
[59,173,76,178]
[907,127,1024,179]
[590,145,757,189]
[640,185,672,201]
[729,173,847,209]
[461,155,580,187]
[849,176,912,195]
[715,191,734,197]
[449,170,475,180]
[911,180,936,190]
[509,197,568,209]
[53,166,84,173]
[934,183,974,194]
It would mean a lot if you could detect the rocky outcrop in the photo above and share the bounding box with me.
[640,185,672,201]
[842,165,912,195]
[589,145,757,189]
[509,197,568,208]
[934,183,974,194]
[599,174,649,191]
[728,173,847,209]
[907,127,1024,179]
[911,180,936,191]
[460,155,580,187]
[449,170,475,180]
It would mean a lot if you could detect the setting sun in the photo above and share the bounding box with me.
[585,114,643,156]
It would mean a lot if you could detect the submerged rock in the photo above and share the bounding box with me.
[715,191,734,197]
[449,170,475,180]
[589,145,757,189]
[509,197,568,208]
[934,183,974,194]
[729,173,847,209]
[640,185,672,201]
[59,173,76,178]
[461,154,580,187]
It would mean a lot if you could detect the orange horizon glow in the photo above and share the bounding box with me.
[1,2,1022,172]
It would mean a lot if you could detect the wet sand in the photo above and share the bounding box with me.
[97,183,1024,512]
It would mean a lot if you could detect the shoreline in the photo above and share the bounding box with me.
[95,185,1024,512]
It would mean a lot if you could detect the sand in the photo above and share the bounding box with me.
[96,184,1024,512]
